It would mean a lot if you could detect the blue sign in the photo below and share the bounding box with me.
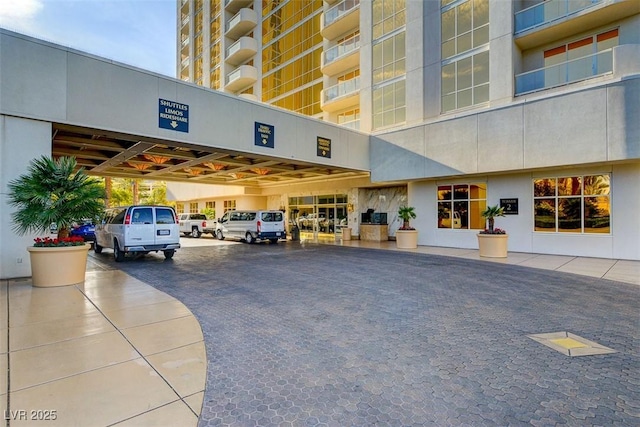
[159,99,189,133]
[255,122,275,148]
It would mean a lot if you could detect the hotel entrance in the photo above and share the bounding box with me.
[288,194,348,242]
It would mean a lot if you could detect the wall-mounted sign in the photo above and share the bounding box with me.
[158,99,189,133]
[317,136,331,158]
[500,198,518,215]
[255,122,275,148]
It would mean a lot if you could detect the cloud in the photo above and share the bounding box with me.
[0,0,43,20]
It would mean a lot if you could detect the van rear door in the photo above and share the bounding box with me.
[127,207,155,246]
[260,211,285,237]
[154,207,179,245]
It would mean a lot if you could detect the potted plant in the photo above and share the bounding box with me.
[8,156,106,287]
[477,205,508,258]
[396,206,418,249]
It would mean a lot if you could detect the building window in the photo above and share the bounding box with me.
[337,108,360,129]
[441,0,489,113]
[373,0,406,39]
[372,79,406,129]
[205,201,215,210]
[189,202,199,213]
[372,32,405,85]
[372,0,406,131]
[223,200,237,212]
[534,175,610,233]
[437,183,486,229]
[176,204,185,215]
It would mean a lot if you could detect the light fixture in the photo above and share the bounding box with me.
[144,154,170,164]
[128,162,151,170]
[184,168,202,176]
[251,168,270,175]
[230,172,245,179]
[204,162,226,170]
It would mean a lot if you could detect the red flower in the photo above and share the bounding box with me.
[33,236,86,247]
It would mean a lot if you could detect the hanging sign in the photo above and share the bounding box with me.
[255,122,275,148]
[317,136,331,158]
[158,99,189,133]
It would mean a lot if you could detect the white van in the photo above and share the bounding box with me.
[216,210,286,243]
[95,205,181,261]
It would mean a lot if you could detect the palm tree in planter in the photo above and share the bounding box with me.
[396,206,418,249]
[477,205,508,258]
[8,156,106,287]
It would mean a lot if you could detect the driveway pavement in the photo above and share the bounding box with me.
[89,241,640,426]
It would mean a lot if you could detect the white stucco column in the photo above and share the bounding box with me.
[0,116,52,279]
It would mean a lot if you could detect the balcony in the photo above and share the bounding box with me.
[515,0,601,34]
[225,64,258,92]
[321,35,360,76]
[225,36,258,66]
[321,77,360,112]
[225,8,257,40]
[515,0,639,50]
[321,0,360,41]
[515,49,613,95]
[224,0,253,14]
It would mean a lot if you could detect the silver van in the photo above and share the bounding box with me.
[94,205,181,261]
[216,210,286,243]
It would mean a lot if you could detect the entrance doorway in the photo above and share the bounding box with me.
[289,194,348,242]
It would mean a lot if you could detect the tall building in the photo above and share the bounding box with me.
[170,0,639,259]
[178,0,637,131]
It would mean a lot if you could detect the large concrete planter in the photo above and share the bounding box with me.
[27,244,91,287]
[395,230,418,249]
[477,234,508,258]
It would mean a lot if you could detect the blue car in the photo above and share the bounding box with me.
[70,221,96,242]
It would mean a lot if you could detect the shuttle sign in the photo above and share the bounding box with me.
[159,99,189,133]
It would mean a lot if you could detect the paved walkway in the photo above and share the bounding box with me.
[2,239,639,426]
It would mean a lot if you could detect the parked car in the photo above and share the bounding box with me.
[178,213,215,238]
[70,220,96,242]
[94,205,181,261]
[216,210,286,243]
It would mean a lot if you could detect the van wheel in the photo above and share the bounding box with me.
[113,240,125,262]
[163,249,175,259]
[94,242,103,254]
[191,227,201,238]
[270,239,278,244]
[245,232,255,244]
[216,229,224,240]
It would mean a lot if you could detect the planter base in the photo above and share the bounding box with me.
[477,234,508,258]
[395,230,418,249]
[27,244,91,287]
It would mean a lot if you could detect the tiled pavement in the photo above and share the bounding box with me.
[111,240,638,426]
[3,239,639,426]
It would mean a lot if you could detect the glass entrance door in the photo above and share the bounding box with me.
[289,194,348,242]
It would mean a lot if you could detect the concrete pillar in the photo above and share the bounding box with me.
[0,116,52,279]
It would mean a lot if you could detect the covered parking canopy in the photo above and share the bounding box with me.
[53,123,369,187]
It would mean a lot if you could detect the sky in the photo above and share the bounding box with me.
[0,0,177,77]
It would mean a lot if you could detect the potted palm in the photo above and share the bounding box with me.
[477,205,508,258]
[8,156,105,287]
[396,206,418,249]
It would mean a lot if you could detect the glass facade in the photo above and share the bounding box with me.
[261,0,323,116]
[372,0,406,130]
[441,0,489,113]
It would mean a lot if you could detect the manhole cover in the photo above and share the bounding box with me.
[528,331,617,357]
